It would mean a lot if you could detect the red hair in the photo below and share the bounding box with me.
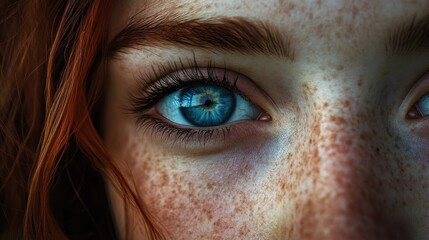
[1,0,164,239]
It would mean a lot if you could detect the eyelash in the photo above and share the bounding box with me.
[127,59,257,144]
[405,71,429,120]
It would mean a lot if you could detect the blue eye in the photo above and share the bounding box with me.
[158,85,262,127]
[416,93,429,116]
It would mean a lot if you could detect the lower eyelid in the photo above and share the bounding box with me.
[133,114,271,150]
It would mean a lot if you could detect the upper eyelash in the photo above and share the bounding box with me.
[127,58,240,118]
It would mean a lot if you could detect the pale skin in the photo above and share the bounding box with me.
[102,0,429,239]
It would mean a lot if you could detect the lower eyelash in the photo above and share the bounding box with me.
[135,115,233,145]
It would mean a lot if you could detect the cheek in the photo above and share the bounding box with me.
[273,106,429,238]
[398,132,429,201]
[101,109,275,238]
[104,96,429,239]
[131,154,273,239]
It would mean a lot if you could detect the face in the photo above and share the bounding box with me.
[102,0,429,239]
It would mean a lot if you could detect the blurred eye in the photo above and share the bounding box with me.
[414,93,429,117]
[406,71,429,119]
[157,85,263,127]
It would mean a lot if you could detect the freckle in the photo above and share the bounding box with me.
[161,172,170,185]
[315,24,324,34]
[335,16,343,24]
[335,31,341,39]
[207,182,214,190]
[343,100,350,107]
[396,158,405,173]
[213,218,229,231]
[312,145,320,165]
[375,147,380,155]
[287,2,296,10]
[280,182,286,192]
[351,5,359,19]
[346,24,354,34]
[344,138,352,146]
[330,132,337,142]
[202,205,213,220]
[303,83,309,90]
[329,115,346,125]
[239,225,249,237]
[313,120,321,137]
[359,132,369,140]
[336,65,344,71]
[357,75,364,86]
[323,102,329,108]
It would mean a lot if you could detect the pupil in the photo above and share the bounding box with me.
[204,99,213,106]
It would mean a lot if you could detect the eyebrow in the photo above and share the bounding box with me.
[108,15,293,60]
[386,14,429,56]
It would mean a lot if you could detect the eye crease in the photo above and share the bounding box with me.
[405,71,429,119]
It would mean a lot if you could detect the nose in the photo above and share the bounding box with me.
[288,98,406,240]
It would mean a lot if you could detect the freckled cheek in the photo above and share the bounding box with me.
[389,143,429,234]
[132,156,274,238]
[404,131,429,164]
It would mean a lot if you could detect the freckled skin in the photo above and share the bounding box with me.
[104,0,429,239]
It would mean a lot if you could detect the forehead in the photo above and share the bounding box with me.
[110,0,429,56]
[109,0,429,63]
[111,0,429,27]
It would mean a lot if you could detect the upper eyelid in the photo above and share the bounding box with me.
[404,71,429,103]
[134,65,240,99]
[125,56,279,117]
[126,65,244,116]
[134,56,222,91]
[396,69,429,120]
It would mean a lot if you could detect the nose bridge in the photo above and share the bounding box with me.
[316,100,369,181]
[295,93,388,239]
[310,85,370,188]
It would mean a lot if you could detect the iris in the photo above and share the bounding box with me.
[179,86,236,127]
[416,93,429,116]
